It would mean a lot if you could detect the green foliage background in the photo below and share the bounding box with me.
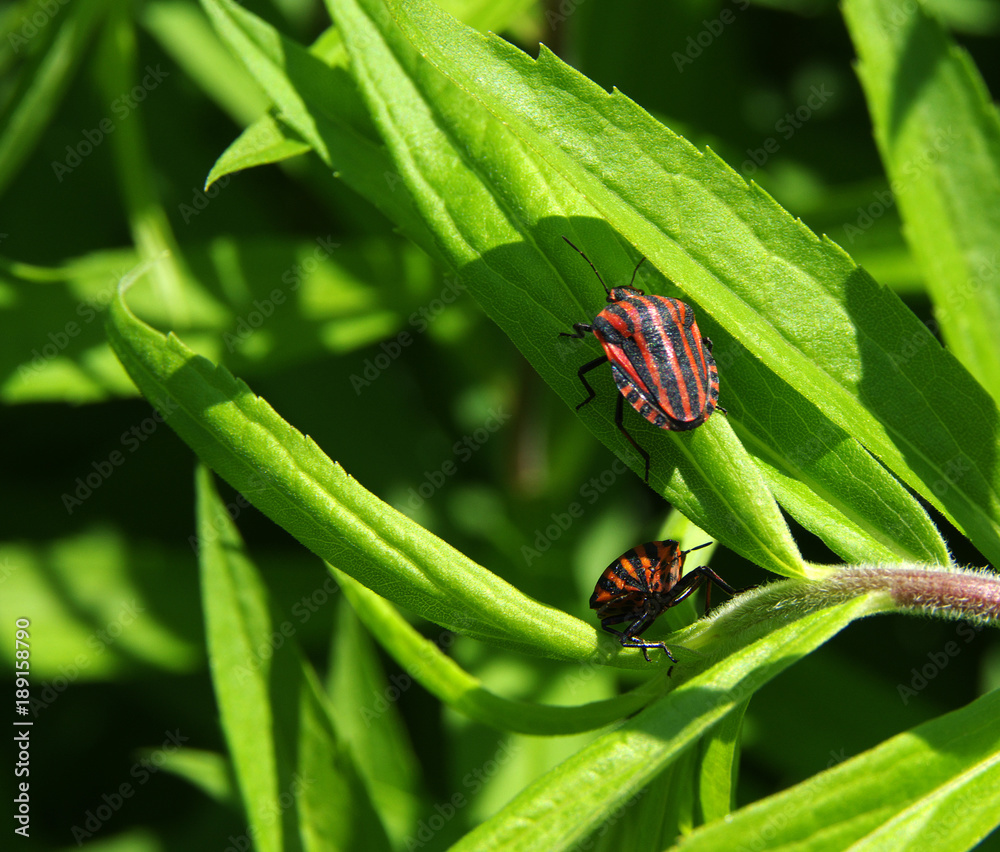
[3,0,1000,850]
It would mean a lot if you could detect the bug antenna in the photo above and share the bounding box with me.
[629,257,646,287]
[682,541,713,557]
[563,236,609,295]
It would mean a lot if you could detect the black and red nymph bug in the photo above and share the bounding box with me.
[590,540,737,669]
[560,237,723,482]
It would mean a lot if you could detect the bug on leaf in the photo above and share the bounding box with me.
[559,237,722,482]
[589,539,737,668]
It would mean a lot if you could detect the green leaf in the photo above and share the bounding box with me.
[0,235,433,404]
[726,346,950,566]
[206,113,312,185]
[309,0,805,578]
[202,0,535,185]
[0,526,200,678]
[844,0,1000,404]
[141,0,270,126]
[0,0,112,197]
[107,275,601,662]
[693,699,747,824]
[378,0,1000,568]
[448,592,885,852]
[94,8,191,325]
[0,248,221,404]
[674,686,1000,851]
[334,566,672,734]
[327,601,426,848]
[196,464,392,852]
[200,0,440,247]
[153,748,236,805]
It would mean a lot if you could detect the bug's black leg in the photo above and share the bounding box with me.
[603,615,677,666]
[613,392,650,482]
[559,323,594,340]
[699,566,739,614]
[662,566,740,614]
[603,629,676,667]
[567,355,607,410]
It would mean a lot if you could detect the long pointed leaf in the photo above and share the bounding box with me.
[844,0,1000,404]
[675,687,1000,851]
[383,0,1000,569]
[317,0,804,578]
[448,591,885,851]
[107,274,600,661]
[197,465,392,852]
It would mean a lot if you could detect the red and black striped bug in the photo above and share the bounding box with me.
[560,237,722,482]
[590,540,737,669]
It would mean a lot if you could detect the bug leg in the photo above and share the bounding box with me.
[559,323,593,340]
[568,355,607,411]
[664,566,740,615]
[605,631,676,667]
[601,615,677,667]
[614,392,651,482]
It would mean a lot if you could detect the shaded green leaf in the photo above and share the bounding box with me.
[196,464,392,852]
[674,686,1000,851]
[327,600,426,848]
[382,0,1000,569]
[450,591,885,851]
[335,566,672,734]
[0,526,201,678]
[312,0,805,577]
[844,0,1000,403]
[206,113,312,185]
[0,0,112,197]
[108,276,600,661]
[154,748,236,805]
